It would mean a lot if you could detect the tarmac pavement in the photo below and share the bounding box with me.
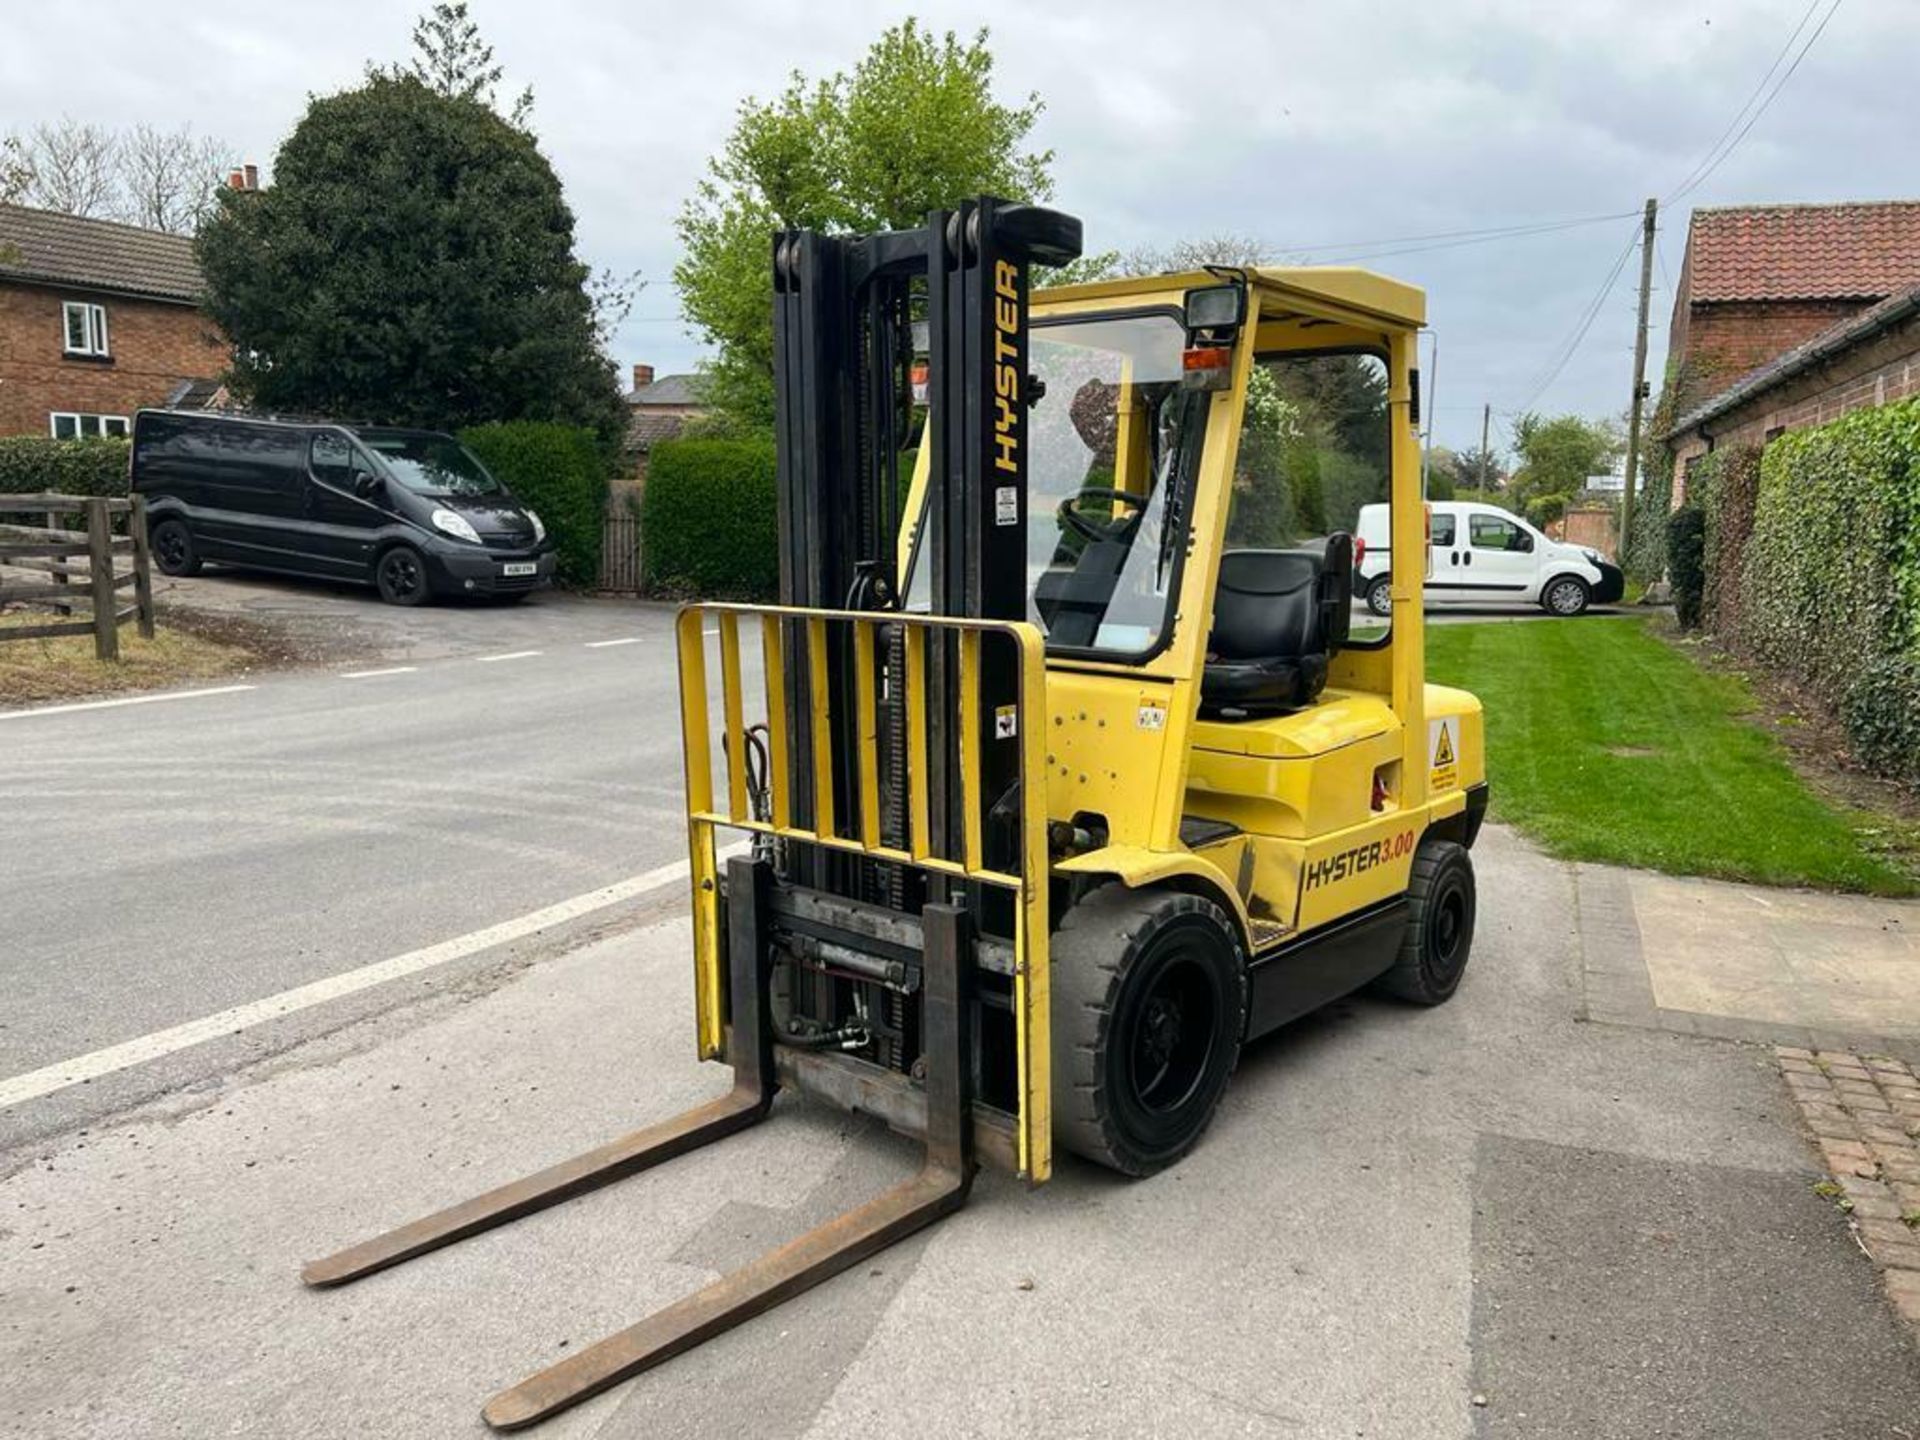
[5,825,1917,1439]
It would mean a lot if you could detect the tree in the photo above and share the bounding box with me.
[1508,411,1620,509]
[0,134,30,205]
[674,20,1052,428]
[116,125,233,234]
[404,1,532,125]
[1452,445,1505,490]
[196,73,622,446]
[13,119,119,217]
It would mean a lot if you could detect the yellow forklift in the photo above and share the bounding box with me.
[303,198,1487,1428]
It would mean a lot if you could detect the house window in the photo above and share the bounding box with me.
[61,301,110,358]
[49,412,130,440]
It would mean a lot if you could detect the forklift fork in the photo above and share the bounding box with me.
[302,860,975,1431]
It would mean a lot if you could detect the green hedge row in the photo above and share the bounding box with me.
[0,437,132,499]
[1691,397,1920,785]
[642,437,780,598]
[1667,504,1705,630]
[458,421,608,586]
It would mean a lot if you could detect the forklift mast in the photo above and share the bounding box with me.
[771,198,1081,869]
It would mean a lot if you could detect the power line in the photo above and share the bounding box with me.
[1279,209,1639,259]
[1663,0,1823,202]
[1667,0,1845,203]
[1512,223,1641,414]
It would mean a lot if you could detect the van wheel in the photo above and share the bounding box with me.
[150,518,201,577]
[1372,839,1475,1005]
[1541,575,1590,616]
[1365,575,1393,617]
[375,546,431,606]
[1052,886,1247,1177]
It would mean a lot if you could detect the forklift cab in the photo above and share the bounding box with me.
[899,265,1486,963]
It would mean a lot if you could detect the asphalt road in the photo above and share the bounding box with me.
[1,579,726,1145]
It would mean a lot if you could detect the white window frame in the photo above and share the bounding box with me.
[49,411,130,440]
[61,301,110,358]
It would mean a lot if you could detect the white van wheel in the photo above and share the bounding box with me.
[1542,575,1590,616]
[1366,576,1393,617]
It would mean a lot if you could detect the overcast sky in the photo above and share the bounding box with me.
[5,1,1905,452]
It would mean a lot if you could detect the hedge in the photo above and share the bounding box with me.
[458,422,609,587]
[1622,437,1670,583]
[1695,444,1760,638]
[1738,398,1920,709]
[1667,504,1705,631]
[642,437,779,598]
[0,436,131,499]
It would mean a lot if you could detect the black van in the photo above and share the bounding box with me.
[130,411,556,605]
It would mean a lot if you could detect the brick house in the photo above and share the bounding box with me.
[622,363,708,473]
[1664,201,1920,498]
[0,202,226,440]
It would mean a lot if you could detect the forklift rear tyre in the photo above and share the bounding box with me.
[1373,839,1476,1005]
[1052,886,1247,1177]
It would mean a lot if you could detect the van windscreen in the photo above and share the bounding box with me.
[363,435,502,497]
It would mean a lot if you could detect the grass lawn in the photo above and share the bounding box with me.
[1425,615,1918,895]
[0,608,258,708]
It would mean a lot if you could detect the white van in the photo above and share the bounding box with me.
[1351,501,1623,617]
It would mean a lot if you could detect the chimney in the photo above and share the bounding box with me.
[227,164,260,191]
[632,363,655,392]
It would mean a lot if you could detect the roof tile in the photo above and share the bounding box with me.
[0,202,202,303]
[1686,201,1920,303]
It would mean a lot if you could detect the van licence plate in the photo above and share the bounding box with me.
[502,562,537,578]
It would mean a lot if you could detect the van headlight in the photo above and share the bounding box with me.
[525,510,546,544]
[1582,547,1607,565]
[431,508,482,544]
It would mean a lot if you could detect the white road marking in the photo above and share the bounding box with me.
[584,637,643,648]
[476,650,542,663]
[339,666,418,678]
[0,684,256,722]
[0,850,731,1110]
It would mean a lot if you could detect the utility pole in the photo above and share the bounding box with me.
[1479,401,1491,490]
[1621,197,1657,560]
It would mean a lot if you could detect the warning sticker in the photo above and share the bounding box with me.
[994,705,1018,740]
[1429,714,1460,791]
[1136,699,1167,731]
[994,486,1019,526]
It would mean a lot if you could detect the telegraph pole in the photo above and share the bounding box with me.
[1621,197,1658,559]
[1479,401,1491,490]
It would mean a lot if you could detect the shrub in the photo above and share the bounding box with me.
[0,437,131,500]
[1696,444,1760,639]
[642,437,779,598]
[1667,503,1706,630]
[458,422,609,586]
[1622,437,1670,584]
[1842,653,1920,784]
[1738,397,1920,708]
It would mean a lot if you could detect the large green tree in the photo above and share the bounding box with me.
[196,72,622,443]
[1507,411,1621,519]
[674,21,1053,428]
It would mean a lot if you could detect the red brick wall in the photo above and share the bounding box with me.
[1674,299,1866,413]
[1669,305,1920,504]
[0,281,227,436]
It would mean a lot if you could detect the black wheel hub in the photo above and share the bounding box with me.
[1124,953,1217,1118]
[382,552,423,599]
[156,526,188,568]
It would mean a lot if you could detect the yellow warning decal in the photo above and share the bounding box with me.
[1429,715,1460,791]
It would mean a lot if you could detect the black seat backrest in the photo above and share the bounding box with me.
[1319,532,1353,650]
[1210,549,1323,661]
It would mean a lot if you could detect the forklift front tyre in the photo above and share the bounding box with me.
[1052,886,1247,1177]
[1373,839,1476,1005]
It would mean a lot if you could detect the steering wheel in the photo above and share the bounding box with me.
[1057,486,1148,545]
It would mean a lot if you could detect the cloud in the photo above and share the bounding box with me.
[3,0,1906,448]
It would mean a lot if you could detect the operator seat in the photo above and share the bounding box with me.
[1200,534,1354,718]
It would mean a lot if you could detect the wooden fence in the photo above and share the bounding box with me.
[0,493,155,660]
